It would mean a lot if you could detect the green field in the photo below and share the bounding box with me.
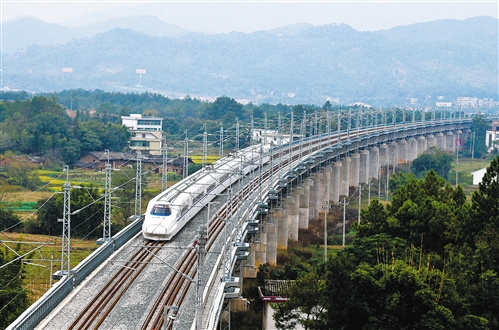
[2,232,98,302]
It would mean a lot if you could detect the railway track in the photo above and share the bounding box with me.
[64,124,419,329]
[67,241,166,330]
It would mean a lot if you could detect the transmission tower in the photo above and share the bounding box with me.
[101,150,112,243]
[61,165,71,275]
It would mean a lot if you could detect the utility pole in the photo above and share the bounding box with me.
[202,126,207,169]
[134,151,142,217]
[342,197,348,248]
[358,183,362,225]
[183,129,189,179]
[235,119,240,152]
[162,138,168,191]
[195,225,207,330]
[321,202,331,261]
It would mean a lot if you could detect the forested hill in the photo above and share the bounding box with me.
[2,16,498,106]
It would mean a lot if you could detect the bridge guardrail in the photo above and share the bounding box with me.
[6,276,73,330]
[73,241,114,287]
[7,216,145,329]
[113,216,144,250]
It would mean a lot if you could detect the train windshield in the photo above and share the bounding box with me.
[151,204,172,216]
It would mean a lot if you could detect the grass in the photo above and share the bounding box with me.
[1,232,99,302]
[453,158,491,174]
[309,243,342,261]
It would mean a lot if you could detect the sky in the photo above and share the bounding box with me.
[1,0,498,33]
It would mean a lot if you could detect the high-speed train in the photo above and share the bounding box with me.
[142,145,271,241]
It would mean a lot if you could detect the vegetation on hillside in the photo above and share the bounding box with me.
[270,160,499,329]
[3,16,497,106]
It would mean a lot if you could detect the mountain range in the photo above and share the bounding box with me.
[1,15,497,106]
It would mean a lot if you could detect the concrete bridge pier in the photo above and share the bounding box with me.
[277,199,291,249]
[331,161,342,203]
[397,139,407,165]
[310,173,323,219]
[455,130,463,152]
[287,193,300,241]
[407,137,417,162]
[417,136,427,156]
[379,143,389,168]
[264,221,277,265]
[359,150,370,184]
[436,132,445,150]
[350,153,360,188]
[388,141,398,171]
[462,129,471,146]
[426,134,436,149]
[369,147,379,180]
[340,157,351,197]
[322,166,332,203]
[299,179,311,228]
[253,233,267,268]
[446,131,455,153]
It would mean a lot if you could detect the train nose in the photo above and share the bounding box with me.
[145,225,168,236]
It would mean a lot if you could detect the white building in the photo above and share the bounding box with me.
[471,168,487,186]
[121,114,163,155]
[485,120,499,151]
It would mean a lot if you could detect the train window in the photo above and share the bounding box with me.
[151,204,172,216]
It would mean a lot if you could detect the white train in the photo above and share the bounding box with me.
[142,145,271,241]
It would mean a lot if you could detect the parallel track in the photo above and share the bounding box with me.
[67,241,166,330]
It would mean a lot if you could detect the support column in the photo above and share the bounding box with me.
[379,143,389,167]
[311,173,323,219]
[340,157,351,197]
[462,129,471,146]
[436,132,445,150]
[422,136,428,153]
[407,137,417,161]
[417,136,426,157]
[350,153,360,188]
[253,234,267,267]
[276,203,289,249]
[368,146,379,180]
[359,150,370,184]
[397,139,407,164]
[287,193,300,241]
[388,141,398,171]
[331,161,342,203]
[446,132,455,153]
[322,166,332,203]
[299,179,311,228]
[264,221,277,265]
[426,134,436,150]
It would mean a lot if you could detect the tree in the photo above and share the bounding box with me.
[0,208,21,232]
[5,160,42,190]
[203,96,243,121]
[412,147,453,179]
[35,185,103,238]
[465,114,489,158]
[273,272,327,330]
[60,139,82,167]
[35,196,61,235]
[0,244,30,328]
